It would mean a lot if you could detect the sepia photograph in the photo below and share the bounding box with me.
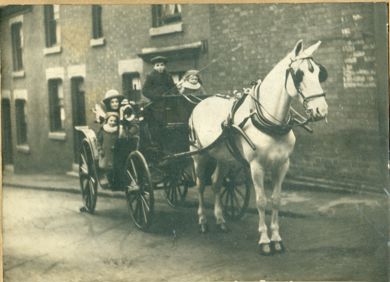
[1,2,388,282]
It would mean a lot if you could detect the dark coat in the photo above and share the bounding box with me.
[142,70,178,100]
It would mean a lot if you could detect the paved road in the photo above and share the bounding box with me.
[3,186,388,282]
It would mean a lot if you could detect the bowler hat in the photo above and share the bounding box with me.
[150,56,168,64]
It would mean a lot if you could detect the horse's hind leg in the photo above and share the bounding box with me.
[249,161,271,255]
[270,159,289,254]
[211,162,229,232]
[192,155,209,233]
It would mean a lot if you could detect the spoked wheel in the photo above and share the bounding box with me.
[221,165,251,220]
[125,150,154,231]
[164,166,191,208]
[79,140,98,213]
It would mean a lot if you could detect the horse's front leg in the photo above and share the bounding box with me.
[249,161,271,255]
[270,159,289,254]
[211,162,229,232]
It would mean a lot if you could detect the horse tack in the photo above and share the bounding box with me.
[189,40,329,256]
[285,57,327,108]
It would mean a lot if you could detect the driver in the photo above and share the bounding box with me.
[142,56,178,100]
[142,56,179,150]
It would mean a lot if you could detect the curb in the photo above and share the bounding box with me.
[3,181,309,219]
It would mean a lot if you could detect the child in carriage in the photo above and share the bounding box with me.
[94,89,141,186]
[93,89,124,123]
[177,69,206,96]
[97,112,119,184]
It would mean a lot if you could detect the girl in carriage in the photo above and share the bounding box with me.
[177,69,206,96]
[94,89,124,123]
[94,89,125,185]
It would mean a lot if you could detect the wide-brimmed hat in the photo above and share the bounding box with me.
[103,89,124,103]
[150,56,168,64]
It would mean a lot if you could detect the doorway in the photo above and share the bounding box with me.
[71,77,86,165]
[2,99,13,170]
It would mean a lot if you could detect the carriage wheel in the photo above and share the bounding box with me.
[164,167,190,208]
[221,166,251,220]
[125,150,154,230]
[79,140,98,213]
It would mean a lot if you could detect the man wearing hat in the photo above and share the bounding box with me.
[142,56,178,149]
[142,56,178,99]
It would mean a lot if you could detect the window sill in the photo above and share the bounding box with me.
[12,70,25,78]
[149,22,183,37]
[48,131,66,141]
[16,144,30,154]
[90,37,105,47]
[43,45,62,56]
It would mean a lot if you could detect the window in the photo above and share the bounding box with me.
[152,4,182,27]
[11,22,23,71]
[15,99,27,145]
[92,5,103,39]
[44,5,60,48]
[48,79,65,131]
[122,73,141,101]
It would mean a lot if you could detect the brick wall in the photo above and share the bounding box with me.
[1,4,211,173]
[1,4,387,190]
[206,3,387,190]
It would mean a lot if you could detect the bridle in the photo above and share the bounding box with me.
[285,57,327,111]
[243,56,327,134]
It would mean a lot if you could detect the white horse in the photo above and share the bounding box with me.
[189,40,328,255]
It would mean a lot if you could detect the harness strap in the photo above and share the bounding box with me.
[164,132,226,161]
[250,83,293,136]
[223,127,249,166]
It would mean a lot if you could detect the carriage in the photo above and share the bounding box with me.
[75,93,251,231]
[76,40,328,255]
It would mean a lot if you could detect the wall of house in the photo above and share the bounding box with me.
[206,3,388,190]
[1,4,387,191]
[1,4,212,174]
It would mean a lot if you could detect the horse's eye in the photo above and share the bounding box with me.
[294,69,304,84]
[319,65,328,82]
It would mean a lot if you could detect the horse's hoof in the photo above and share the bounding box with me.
[199,224,209,234]
[258,243,272,256]
[270,241,285,254]
[80,207,87,212]
[217,223,229,233]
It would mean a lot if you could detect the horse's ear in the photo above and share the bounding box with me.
[292,40,304,57]
[301,41,322,58]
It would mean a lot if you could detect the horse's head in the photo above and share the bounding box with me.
[285,40,328,121]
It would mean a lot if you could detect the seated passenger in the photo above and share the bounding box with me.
[97,112,119,185]
[177,70,206,96]
[94,89,124,124]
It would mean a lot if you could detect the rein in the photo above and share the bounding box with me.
[285,57,326,107]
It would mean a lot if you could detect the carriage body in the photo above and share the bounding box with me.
[75,93,251,231]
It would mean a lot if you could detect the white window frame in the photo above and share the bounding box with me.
[9,15,25,78]
[43,5,62,55]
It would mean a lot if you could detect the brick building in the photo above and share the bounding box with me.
[1,4,388,192]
